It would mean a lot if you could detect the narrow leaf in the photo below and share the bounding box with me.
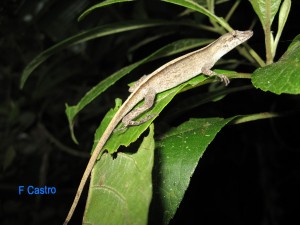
[273,0,291,56]
[162,0,231,31]
[20,20,168,88]
[78,0,134,21]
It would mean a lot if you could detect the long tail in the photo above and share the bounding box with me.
[63,113,123,225]
[63,88,143,224]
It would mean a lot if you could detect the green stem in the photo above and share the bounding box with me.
[225,0,240,22]
[265,0,273,64]
[232,112,280,124]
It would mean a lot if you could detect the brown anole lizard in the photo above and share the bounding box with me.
[63,30,253,224]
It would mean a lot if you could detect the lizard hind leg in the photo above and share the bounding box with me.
[122,88,156,127]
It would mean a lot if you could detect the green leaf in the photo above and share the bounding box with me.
[154,117,236,224]
[249,0,282,30]
[66,38,213,143]
[232,112,280,124]
[83,124,155,225]
[273,0,291,55]
[277,0,291,34]
[92,74,208,154]
[162,0,232,31]
[153,112,280,225]
[252,34,300,94]
[20,20,168,89]
[78,0,135,21]
[91,69,249,155]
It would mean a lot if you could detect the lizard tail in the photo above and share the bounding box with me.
[63,114,122,225]
[63,145,105,225]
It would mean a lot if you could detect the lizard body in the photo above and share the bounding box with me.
[64,30,253,224]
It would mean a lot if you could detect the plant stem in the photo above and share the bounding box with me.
[265,0,273,64]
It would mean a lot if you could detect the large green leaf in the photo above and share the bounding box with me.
[20,20,169,89]
[249,0,282,30]
[252,34,300,94]
[151,111,280,224]
[83,124,155,225]
[66,38,213,143]
[78,0,134,21]
[154,117,235,224]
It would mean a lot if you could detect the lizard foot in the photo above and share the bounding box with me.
[126,113,157,126]
[113,125,127,134]
[217,74,230,86]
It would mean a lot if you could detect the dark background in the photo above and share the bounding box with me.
[1,0,300,225]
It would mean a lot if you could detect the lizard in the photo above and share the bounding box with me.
[63,30,253,224]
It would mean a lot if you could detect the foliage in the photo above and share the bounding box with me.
[1,0,300,225]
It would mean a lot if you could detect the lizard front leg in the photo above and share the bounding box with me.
[129,75,148,92]
[202,67,230,86]
[122,88,156,127]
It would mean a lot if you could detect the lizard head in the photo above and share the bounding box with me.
[221,30,253,50]
[209,30,253,62]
